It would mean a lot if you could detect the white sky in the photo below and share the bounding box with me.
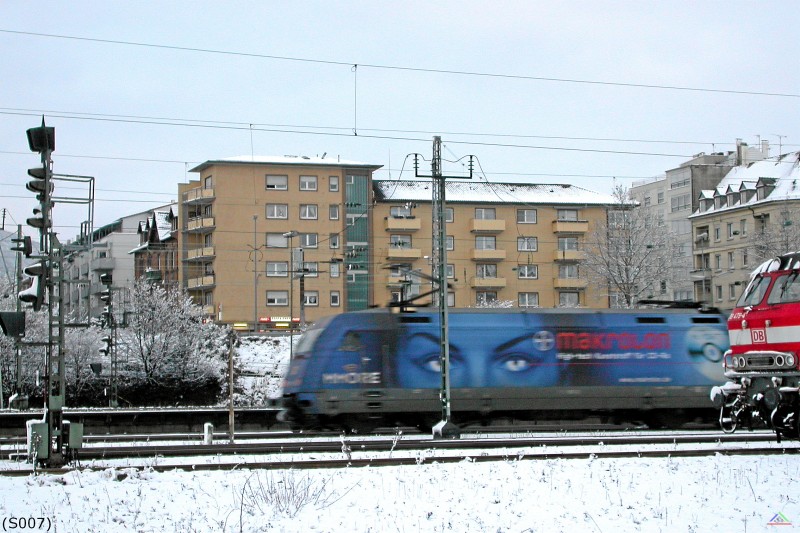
[1,1,798,238]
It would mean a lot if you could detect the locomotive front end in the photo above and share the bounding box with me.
[712,252,800,440]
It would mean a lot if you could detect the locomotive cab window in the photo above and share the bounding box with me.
[736,276,771,307]
[767,273,800,305]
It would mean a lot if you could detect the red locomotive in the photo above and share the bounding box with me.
[712,251,800,441]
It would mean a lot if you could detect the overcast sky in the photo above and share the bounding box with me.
[1,1,798,238]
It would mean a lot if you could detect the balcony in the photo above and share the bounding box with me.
[183,187,215,205]
[385,216,421,233]
[187,246,216,261]
[471,277,507,289]
[187,275,215,289]
[471,249,506,262]
[553,278,588,289]
[186,216,215,233]
[552,220,589,233]
[91,257,115,271]
[470,219,505,234]
[553,250,586,262]
[386,247,422,260]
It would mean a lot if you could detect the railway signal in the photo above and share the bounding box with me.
[10,235,33,257]
[19,261,45,311]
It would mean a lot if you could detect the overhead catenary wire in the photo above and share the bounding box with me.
[1,29,798,99]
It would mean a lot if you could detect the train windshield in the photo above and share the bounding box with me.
[767,273,800,305]
[736,275,771,307]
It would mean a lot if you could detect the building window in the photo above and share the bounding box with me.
[266,233,288,248]
[329,204,340,220]
[519,292,539,307]
[390,235,411,249]
[475,208,496,220]
[446,235,454,250]
[204,175,213,189]
[727,223,734,239]
[557,237,579,251]
[266,291,288,306]
[301,233,318,248]
[447,292,455,307]
[390,205,412,218]
[670,194,691,212]
[557,209,579,221]
[714,254,721,270]
[330,262,341,278]
[329,234,340,249]
[559,291,580,307]
[559,264,579,278]
[300,175,317,191]
[476,291,497,306]
[304,291,319,306]
[266,175,288,190]
[742,248,749,267]
[517,209,537,224]
[476,264,497,278]
[330,291,340,307]
[300,204,318,220]
[517,237,537,251]
[714,227,721,241]
[517,264,538,279]
[657,192,664,204]
[390,263,412,277]
[266,204,288,219]
[728,251,735,270]
[329,176,339,192]
[729,283,737,300]
[740,219,747,236]
[475,236,496,250]
[446,264,455,278]
[445,208,454,223]
[266,262,288,277]
[302,262,319,277]
[716,285,723,301]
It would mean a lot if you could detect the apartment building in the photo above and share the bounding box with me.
[62,205,174,319]
[372,180,615,309]
[689,151,800,310]
[179,156,382,330]
[630,141,768,302]
[130,204,179,286]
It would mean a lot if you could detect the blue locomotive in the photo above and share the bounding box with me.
[278,307,728,430]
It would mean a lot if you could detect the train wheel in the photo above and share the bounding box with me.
[719,403,738,433]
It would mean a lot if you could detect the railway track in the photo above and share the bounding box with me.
[2,429,796,477]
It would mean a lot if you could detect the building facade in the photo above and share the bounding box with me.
[689,151,800,311]
[179,156,382,330]
[371,180,615,309]
[630,141,768,302]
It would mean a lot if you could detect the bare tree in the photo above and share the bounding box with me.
[582,185,676,308]
[749,211,800,265]
[119,279,228,385]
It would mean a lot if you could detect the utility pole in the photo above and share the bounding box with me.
[414,136,474,439]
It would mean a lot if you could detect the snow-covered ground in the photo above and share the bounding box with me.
[1,335,799,531]
[0,453,798,531]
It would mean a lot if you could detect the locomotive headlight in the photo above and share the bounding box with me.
[787,354,796,368]
[776,355,785,367]
[739,356,747,369]
[742,320,748,329]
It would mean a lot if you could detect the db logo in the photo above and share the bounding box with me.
[751,328,767,344]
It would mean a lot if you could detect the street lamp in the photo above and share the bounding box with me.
[283,231,299,360]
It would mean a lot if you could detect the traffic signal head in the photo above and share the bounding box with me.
[0,311,26,338]
[19,261,46,311]
[26,120,55,153]
[26,207,50,230]
[10,236,33,257]
[98,335,112,356]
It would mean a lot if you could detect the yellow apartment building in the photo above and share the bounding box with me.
[371,180,615,309]
[179,156,382,330]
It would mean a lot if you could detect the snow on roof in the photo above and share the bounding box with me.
[190,155,382,172]
[373,180,616,205]
[691,151,800,217]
